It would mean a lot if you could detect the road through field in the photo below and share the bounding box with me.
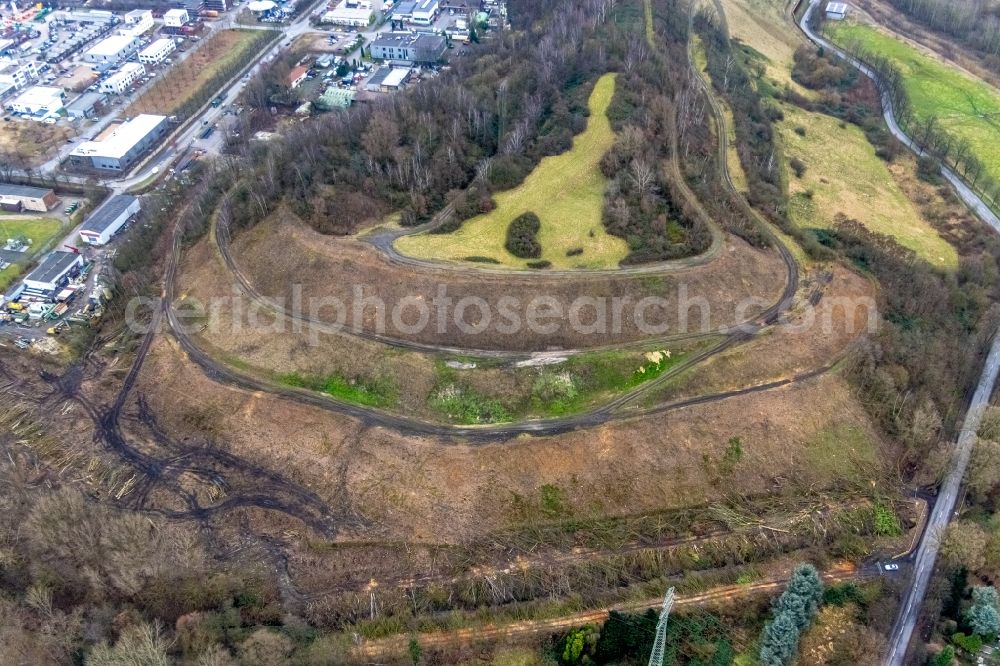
[798,0,1000,233]
[795,2,1000,663]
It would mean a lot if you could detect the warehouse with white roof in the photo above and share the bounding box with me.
[68,114,168,172]
[84,33,145,64]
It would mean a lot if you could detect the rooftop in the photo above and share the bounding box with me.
[370,66,410,87]
[826,2,849,12]
[70,114,166,160]
[24,251,80,286]
[0,183,53,198]
[80,195,138,235]
[11,85,63,107]
[86,34,138,58]
[140,38,175,57]
[66,91,105,112]
[288,65,309,86]
[319,87,356,107]
[104,62,145,87]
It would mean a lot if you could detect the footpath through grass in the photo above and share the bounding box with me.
[825,22,1000,189]
[779,104,958,269]
[395,73,630,269]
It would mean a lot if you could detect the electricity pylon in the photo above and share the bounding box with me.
[647,587,676,666]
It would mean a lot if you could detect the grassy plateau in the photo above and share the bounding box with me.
[825,21,1000,188]
[395,73,630,269]
[780,104,958,268]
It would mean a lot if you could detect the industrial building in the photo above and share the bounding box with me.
[164,8,190,27]
[0,58,37,90]
[7,85,64,117]
[21,251,83,295]
[78,194,141,246]
[83,33,145,64]
[68,114,168,172]
[825,2,848,19]
[99,62,145,94]
[0,184,57,212]
[138,38,176,65]
[65,91,106,119]
[366,66,411,92]
[394,0,439,25]
[369,32,447,64]
[322,0,377,26]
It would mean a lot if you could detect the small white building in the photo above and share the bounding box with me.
[100,63,146,95]
[163,8,190,27]
[0,58,37,90]
[825,2,849,20]
[410,0,439,25]
[84,33,144,64]
[79,194,141,246]
[123,9,154,34]
[8,85,63,117]
[21,251,84,294]
[138,38,176,65]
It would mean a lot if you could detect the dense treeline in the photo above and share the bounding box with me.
[597,0,713,262]
[886,0,1000,63]
[832,218,1000,468]
[221,0,717,264]
[225,0,625,235]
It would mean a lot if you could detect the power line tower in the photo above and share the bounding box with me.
[647,587,676,666]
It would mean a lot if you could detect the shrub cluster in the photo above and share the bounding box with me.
[505,212,542,258]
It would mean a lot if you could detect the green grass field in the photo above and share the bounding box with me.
[826,22,1000,189]
[780,104,958,268]
[395,73,630,269]
[0,217,64,290]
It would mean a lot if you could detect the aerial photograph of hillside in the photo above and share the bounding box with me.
[1,0,1000,664]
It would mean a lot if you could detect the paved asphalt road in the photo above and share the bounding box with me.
[797,2,1000,663]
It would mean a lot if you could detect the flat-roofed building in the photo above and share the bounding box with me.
[65,91,106,119]
[84,33,144,64]
[365,65,411,91]
[369,31,446,64]
[164,8,190,27]
[0,59,37,90]
[138,38,176,65]
[22,251,83,294]
[123,9,154,34]
[99,62,145,94]
[68,114,168,172]
[825,2,849,19]
[0,184,57,212]
[322,0,377,26]
[7,85,63,117]
[79,194,141,246]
